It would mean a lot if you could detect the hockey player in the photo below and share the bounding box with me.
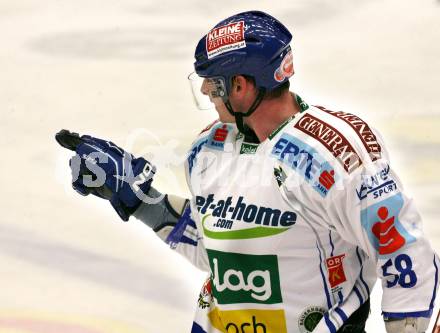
[56,11,438,333]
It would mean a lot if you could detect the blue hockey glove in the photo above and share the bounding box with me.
[55,129,155,221]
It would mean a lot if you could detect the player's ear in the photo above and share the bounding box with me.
[230,75,248,96]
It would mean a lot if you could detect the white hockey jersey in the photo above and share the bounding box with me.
[164,96,439,333]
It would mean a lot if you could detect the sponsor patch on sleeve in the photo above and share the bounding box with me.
[317,106,382,161]
[271,133,337,197]
[294,113,362,173]
[360,193,416,257]
[326,254,347,288]
[356,164,398,201]
[207,124,233,151]
[206,21,246,59]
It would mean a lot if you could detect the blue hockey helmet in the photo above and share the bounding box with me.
[193,11,293,96]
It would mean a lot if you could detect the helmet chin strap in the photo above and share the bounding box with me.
[224,88,266,143]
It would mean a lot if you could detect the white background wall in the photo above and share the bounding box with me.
[0,0,439,332]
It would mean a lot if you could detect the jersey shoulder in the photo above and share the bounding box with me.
[190,119,237,151]
[277,104,386,175]
[186,119,237,175]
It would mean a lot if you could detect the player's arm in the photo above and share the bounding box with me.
[55,129,209,271]
[133,189,210,271]
[328,157,438,333]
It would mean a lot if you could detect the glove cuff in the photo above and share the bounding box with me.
[110,194,141,222]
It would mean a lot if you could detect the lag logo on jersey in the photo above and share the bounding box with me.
[207,249,282,304]
[356,164,397,201]
[272,133,336,197]
[206,21,246,59]
[197,194,297,240]
[360,193,416,256]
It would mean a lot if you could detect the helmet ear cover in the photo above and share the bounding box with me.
[200,74,256,106]
[204,76,228,101]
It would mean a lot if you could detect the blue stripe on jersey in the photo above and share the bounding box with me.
[353,285,364,305]
[324,313,337,333]
[356,247,370,296]
[430,254,439,310]
[338,290,344,303]
[334,307,348,322]
[180,235,198,246]
[317,243,332,308]
[191,322,208,333]
[187,219,197,229]
[165,206,197,248]
[188,138,209,175]
[382,310,433,318]
[329,230,335,257]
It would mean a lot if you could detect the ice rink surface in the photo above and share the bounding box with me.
[1,0,439,332]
